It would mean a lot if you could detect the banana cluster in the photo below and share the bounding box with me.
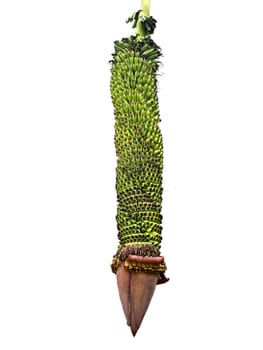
[110,35,164,254]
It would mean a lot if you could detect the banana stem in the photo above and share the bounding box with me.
[136,0,151,38]
[141,0,151,16]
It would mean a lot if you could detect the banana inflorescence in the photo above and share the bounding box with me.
[110,5,168,335]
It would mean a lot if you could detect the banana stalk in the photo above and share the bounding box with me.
[110,0,169,336]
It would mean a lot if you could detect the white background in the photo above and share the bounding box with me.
[0,0,263,349]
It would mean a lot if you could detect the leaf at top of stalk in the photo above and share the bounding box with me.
[126,10,142,28]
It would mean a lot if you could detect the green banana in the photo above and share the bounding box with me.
[110,1,168,336]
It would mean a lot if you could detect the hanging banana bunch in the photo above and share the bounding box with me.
[110,0,169,336]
